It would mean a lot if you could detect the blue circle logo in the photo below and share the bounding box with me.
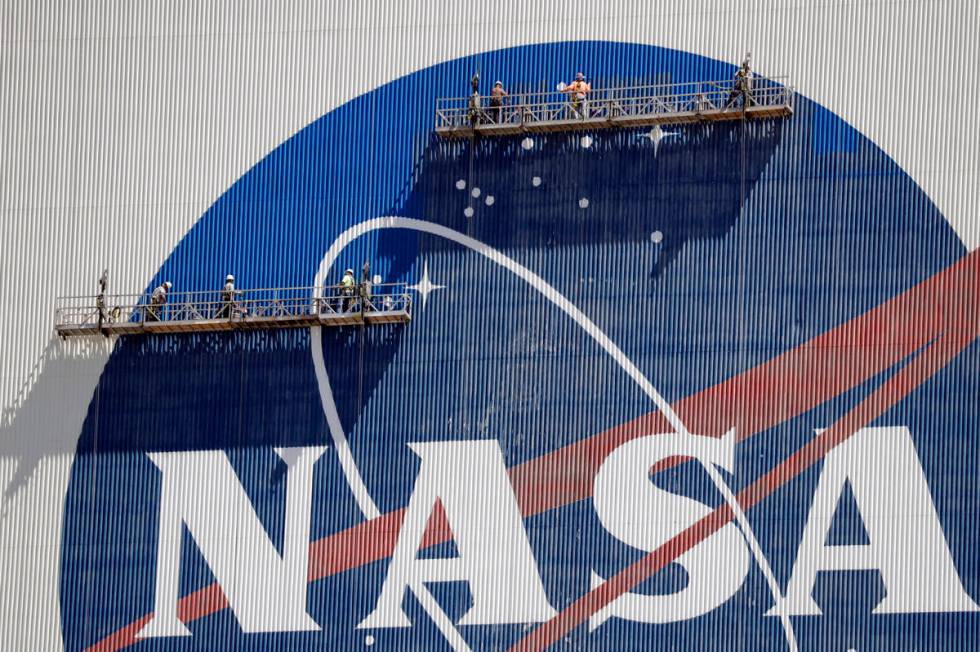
[61,42,978,651]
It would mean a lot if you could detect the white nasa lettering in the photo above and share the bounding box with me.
[136,446,326,638]
[133,426,978,639]
[770,426,979,616]
[590,431,749,629]
[358,440,557,629]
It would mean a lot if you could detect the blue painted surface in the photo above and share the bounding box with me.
[60,42,978,650]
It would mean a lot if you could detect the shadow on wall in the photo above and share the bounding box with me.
[66,329,336,458]
[382,118,784,282]
[2,115,784,499]
[0,323,408,508]
[319,323,408,436]
[0,336,110,506]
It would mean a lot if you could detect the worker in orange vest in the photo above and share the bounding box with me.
[564,72,591,118]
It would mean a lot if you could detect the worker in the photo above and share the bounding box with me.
[741,53,754,105]
[489,81,509,124]
[693,91,709,112]
[96,268,109,331]
[216,274,239,319]
[468,72,483,126]
[564,72,591,118]
[340,268,356,312]
[726,67,743,107]
[727,54,754,108]
[359,262,373,310]
[146,281,172,322]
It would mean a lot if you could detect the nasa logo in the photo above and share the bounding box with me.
[61,42,979,651]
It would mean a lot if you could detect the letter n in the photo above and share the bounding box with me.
[136,446,326,638]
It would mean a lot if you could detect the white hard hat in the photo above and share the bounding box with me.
[226,274,234,282]
[494,80,503,86]
[345,268,354,275]
[163,281,172,290]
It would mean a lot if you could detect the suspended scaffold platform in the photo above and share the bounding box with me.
[434,76,794,139]
[54,284,412,337]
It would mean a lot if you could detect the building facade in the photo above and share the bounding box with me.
[2,2,979,650]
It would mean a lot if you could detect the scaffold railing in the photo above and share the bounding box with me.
[54,283,412,337]
[435,75,794,138]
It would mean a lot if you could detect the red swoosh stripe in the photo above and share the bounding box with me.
[513,324,976,650]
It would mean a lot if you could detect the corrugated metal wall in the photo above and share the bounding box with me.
[2,2,979,650]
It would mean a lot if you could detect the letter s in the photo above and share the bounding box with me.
[590,432,749,629]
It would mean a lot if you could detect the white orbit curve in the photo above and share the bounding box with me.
[310,216,797,652]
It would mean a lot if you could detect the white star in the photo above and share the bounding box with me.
[407,261,446,310]
[640,125,680,154]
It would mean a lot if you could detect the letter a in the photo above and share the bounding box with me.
[773,426,978,616]
[358,440,556,628]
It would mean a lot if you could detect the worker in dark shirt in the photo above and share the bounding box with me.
[489,81,509,124]
[468,72,482,126]
[727,54,754,108]
[96,269,108,331]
